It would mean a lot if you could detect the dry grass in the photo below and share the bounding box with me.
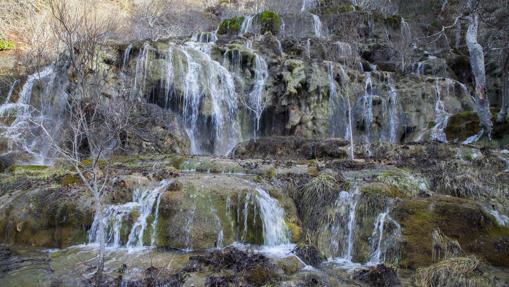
[415,256,492,287]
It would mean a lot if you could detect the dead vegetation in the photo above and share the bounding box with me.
[415,256,494,287]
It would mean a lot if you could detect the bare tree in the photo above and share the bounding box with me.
[465,0,492,137]
[32,0,130,285]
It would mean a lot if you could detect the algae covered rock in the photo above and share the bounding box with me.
[393,196,509,268]
[155,174,298,250]
[0,187,94,248]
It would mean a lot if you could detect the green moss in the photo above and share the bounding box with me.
[15,165,49,171]
[80,159,107,168]
[217,16,245,35]
[360,182,407,199]
[395,197,509,268]
[62,174,81,186]
[0,39,15,51]
[286,221,302,242]
[256,11,281,34]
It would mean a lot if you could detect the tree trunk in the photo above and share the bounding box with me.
[466,13,493,138]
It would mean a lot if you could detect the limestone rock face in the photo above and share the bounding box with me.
[0,187,94,248]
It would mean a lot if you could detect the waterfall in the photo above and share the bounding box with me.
[191,31,217,43]
[240,15,254,35]
[311,14,322,38]
[247,54,269,138]
[183,200,197,251]
[431,80,451,143]
[486,208,509,226]
[132,43,154,100]
[328,62,354,158]
[330,186,360,262]
[335,41,354,63]
[88,180,170,249]
[367,211,388,265]
[415,62,425,76]
[301,0,316,12]
[133,42,241,155]
[388,78,399,144]
[280,18,286,36]
[338,65,355,160]
[400,18,412,72]
[306,39,311,59]
[400,18,412,42]
[362,73,374,154]
[209,201,224,248]
[0,65,67,164]
[255,188,290,246]
[4,80,18,104]
[327,62,340,135]
[122,44,133,70]
[462,130,483,145]
[367,210,401,266]
[275,39,284,55]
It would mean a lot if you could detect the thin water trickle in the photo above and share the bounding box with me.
[247,54,269,138]
[311,14,322,38]
[362,73,374,155]
[431,80,451,143]
[388,78,399,144]
[122,44,133,70]
[240,15,254,35]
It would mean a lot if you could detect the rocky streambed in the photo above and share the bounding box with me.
[1,140,509,286]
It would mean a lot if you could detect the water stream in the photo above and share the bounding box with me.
[88,180,171,250]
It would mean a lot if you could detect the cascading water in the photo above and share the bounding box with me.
[367,208,401,266]
[255,188,290,246]
[415,62,425,76]
[326,185,401,269]
[329,186,360,263]
[362,73,374,154]
[311,14,322,38]
[306,39,311,59]
[0,65,68,164]
[191,31,218,43]
[246,54,269,138]
[301,0,316,12]
[486,208,509,226]
[122,44,133,70]
[133,42,241,155]
[387,78,399,144]
[335,41,354,63]
[431,80,451,143]
[339,65,355,160]
[88,180,171,249]
[240,15,254,35]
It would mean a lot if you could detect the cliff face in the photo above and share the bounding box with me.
[0,1,508,286]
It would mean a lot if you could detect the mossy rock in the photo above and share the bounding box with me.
[445,111,481,142]
[62,174,82,186]
[217,16,245,35]
[255,11,281,35]
[393,196,509,268]
[360,182,407,199]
